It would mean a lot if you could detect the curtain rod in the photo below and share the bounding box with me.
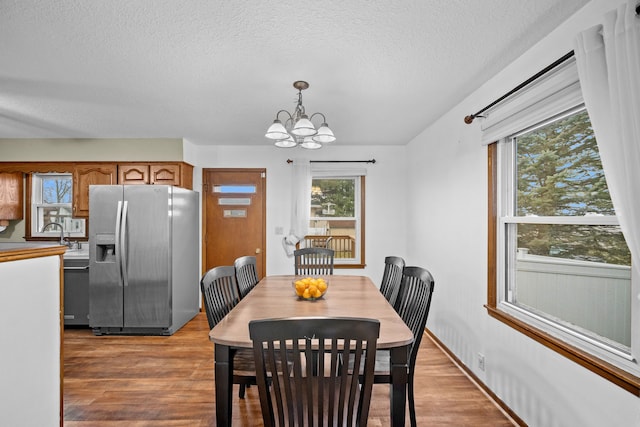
[286,159,376,164]
[463,51,575,124]
[465,1,640,125]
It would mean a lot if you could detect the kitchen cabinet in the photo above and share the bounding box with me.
[0,172,23,222]
[150,164,182,185]
[73,164,117,217]
[118,164,150,185]
[118,162,192,187]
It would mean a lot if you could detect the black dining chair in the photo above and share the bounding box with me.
[249,316,380,427]
[378,256,405,307]
[385,266,435,427]
[234,255,259,299]
[200,265,257,399]
[351,266,435,427]
[294,247,335,276]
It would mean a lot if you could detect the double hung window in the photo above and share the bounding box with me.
[31,173,85,239]
[303,170,365,268]
[487,57,639,391]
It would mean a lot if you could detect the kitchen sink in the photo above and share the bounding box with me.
[64,246,89,259]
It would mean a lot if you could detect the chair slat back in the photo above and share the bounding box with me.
[294,247,335,276]
[250,317,379,427]
[200,266,240,329]
[379,256,405,307]
[234,255,259,299]
[394,266,435,369]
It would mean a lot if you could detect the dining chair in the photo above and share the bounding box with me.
[234,255,259,299]
[350,266,434,427]
[294,247,335,276]
[200,265,256,399]
[378,256,405,307]
[249,316,380,427]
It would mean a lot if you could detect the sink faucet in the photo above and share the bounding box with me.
[41,222,67,246]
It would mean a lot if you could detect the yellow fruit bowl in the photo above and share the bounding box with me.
[293,276,329,301]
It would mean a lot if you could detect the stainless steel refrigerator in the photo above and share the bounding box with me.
[89,185,199,335]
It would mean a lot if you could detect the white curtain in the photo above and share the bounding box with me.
[573,0,640,272]
[282,158,311,256]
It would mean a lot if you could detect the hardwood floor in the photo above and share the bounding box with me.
[63,313,516,426]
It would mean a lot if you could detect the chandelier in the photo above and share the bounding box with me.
[265,81,336,149]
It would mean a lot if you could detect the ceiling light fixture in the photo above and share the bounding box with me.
[265,81,336,149]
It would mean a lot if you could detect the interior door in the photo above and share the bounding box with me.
[203,169,266,279]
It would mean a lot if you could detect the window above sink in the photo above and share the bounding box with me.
[30,173,86,241]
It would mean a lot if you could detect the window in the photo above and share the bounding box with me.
[304,175,365,268]
[499,106,633,350]
[486,56,639,394]
[489,108,639,392]
[31,173,85,240]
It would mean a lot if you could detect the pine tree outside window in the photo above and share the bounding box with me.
[498,106,633,356]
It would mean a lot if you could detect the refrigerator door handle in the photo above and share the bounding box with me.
[115,200,124,287]
[121,200,129,287]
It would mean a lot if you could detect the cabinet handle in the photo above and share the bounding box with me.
[64,266,89,270]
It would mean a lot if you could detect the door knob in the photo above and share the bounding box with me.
[255,248,261,254]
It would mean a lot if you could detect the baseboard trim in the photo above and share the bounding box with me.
[425,328,527,427]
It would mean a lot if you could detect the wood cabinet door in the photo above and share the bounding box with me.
[150,164,180,186]
[0,172,23,220]
[118,164,150,185]
[73,164,116,217]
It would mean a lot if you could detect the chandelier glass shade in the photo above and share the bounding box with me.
[265,81,336,149]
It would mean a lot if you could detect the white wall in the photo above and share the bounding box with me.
[183,141,408,283]
[407,1,640,426]
[0,138,184,161]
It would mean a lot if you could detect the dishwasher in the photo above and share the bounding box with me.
[64,258,90,326]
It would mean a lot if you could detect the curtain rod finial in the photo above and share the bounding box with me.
[464,115,475,124]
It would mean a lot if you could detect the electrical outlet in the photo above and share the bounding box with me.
[478,353,485,371]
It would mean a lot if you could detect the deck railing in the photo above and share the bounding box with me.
[297,235,355,259]
[515,252,631,346]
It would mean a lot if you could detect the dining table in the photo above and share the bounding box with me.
[208,274,414,427]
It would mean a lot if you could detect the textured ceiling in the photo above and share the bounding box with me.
[0,0,590,146]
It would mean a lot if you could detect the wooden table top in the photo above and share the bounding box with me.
[209,274,414,349]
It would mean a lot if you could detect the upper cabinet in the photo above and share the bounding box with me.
[118,164,150,185]
[0,172,24,222]
[73,164,117,217]
[118,162,193,188]
[75,162,193,217]
[150,164,181,186]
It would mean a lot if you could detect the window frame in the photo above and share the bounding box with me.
[487,140,640,395]
[308,174,366,269]
[27,173,86,241]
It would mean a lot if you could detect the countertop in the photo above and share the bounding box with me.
[0,243,88,259]
[0,243,67,261]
